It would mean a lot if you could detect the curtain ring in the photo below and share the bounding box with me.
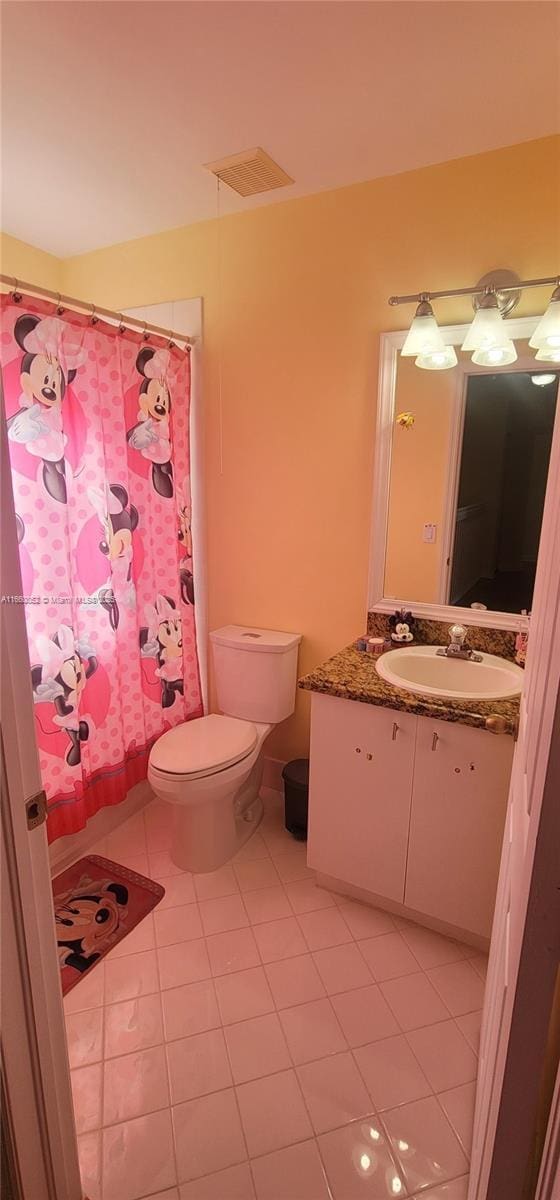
[90,302,99,326]
[142,323,150,342]
[167,329,175,349]
[12,278,22,303]
[117,314,126,334]
[56,293,65,315]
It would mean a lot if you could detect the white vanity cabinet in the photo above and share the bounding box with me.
[308,693,514,941]
[307,694,417,903]
[404,716,513,938]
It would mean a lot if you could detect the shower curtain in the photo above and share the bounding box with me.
[1,294,202,842]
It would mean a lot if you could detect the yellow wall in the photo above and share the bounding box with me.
[3,137,559,759]
[0,232,62,291]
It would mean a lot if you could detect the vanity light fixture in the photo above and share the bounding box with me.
[400,299,444,356]
[461,291,517,367]
[529,284,560,355]
[389,270,559,371]
[400,298,458,369]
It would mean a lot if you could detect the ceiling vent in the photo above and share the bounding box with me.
[204,148,294,197]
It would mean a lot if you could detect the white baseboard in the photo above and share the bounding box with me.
[49,781,153,876]
[262,756,286,792]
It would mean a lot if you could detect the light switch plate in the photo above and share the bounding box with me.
[423,523,437,543]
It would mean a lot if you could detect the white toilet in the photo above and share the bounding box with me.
[147,625,302,872]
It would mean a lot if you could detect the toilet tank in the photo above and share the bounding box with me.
[210,625,302,724]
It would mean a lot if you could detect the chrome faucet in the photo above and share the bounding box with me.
[436,624,483,662]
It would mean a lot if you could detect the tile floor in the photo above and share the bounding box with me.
[65,789,486,1200]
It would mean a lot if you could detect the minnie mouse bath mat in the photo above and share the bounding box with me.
[52,855,165,996]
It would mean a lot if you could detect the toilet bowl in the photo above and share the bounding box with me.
[148,714,270,872]
[148,625,301,873]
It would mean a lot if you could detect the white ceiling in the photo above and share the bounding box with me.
[1,0,558,258]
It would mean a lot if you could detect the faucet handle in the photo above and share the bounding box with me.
[449,624,467,646]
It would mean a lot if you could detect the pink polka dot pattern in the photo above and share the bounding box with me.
[1,295,201,843]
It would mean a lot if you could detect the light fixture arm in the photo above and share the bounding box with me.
[388,274,559,307]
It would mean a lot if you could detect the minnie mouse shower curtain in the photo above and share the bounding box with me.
[1,294,202,842]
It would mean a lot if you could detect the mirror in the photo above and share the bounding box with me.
[372,321,559,621]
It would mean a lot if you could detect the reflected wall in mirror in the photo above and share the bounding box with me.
[384,338,559,616]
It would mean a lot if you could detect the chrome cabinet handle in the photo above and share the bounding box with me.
[432,732,439,752]
[392,722,399,741]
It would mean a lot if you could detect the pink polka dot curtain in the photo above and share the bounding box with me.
[1,295,202,842]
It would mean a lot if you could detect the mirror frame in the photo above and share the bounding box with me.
[368,314,554,630]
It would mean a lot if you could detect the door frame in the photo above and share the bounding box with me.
[1,391,82,1200]
[469,346,560,1197]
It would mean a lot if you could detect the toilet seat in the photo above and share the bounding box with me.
[149,713,257,781]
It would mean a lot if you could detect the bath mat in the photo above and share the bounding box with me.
[52,855,165,996]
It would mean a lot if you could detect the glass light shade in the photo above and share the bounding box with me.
[401,301,446,357]
[471,341,518,367]
[462,296,511,354]
[529,289,560,351]
[535,345,560,363]
[415,345,458,371]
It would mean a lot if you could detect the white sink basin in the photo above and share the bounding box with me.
[375,645,523,701]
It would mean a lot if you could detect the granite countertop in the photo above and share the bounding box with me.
[298,643,520,733]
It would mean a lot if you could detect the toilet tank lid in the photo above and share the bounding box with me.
[210,625,302,654]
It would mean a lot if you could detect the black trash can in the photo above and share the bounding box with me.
[282,758,309,840]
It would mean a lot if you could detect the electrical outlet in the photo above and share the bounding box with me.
[423,523,437,543]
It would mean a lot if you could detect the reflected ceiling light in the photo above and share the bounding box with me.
[529,285,560,353]
[461,291,517,366]
[531,373,557,387]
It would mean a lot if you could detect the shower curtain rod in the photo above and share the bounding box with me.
[0,274,196,347]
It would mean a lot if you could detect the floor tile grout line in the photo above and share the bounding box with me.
[401,1023,478,1096]
[374,1100,464,1197]
[313,1106,408,1199]
[97,989,107,1198]
[147,913,180,1197]
[69,962,484,1044]
[433,1088,475,1161]
[77,1080,472,1199]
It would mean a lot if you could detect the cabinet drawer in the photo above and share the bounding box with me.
[307,694,416,902]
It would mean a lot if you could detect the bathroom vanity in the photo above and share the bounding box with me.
[300,640,520,946]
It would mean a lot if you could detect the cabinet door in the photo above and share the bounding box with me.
[307,693,416,903]
[405,716,514,938]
